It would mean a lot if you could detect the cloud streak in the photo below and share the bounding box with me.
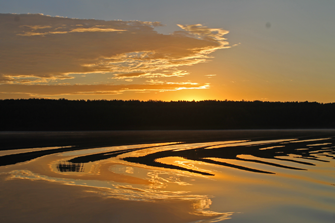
[0,83,210,96]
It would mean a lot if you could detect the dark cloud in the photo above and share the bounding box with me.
[0,14,229,96]
[0,14,229,81]
[0,74,14,83]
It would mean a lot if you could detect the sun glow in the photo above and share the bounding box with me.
[170,91,214,102]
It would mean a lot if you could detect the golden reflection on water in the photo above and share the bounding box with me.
[1,137,335,223]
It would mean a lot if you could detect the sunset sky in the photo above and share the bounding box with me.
[1,0,334,102]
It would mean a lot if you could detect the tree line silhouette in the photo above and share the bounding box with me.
[1,98,335,130]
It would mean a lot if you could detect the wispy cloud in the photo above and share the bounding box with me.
[205,74,217,78]
[0,83,210,97]
[0,14,229,97]
[112,71,189,79]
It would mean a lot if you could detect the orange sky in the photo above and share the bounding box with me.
[1,7,335,102]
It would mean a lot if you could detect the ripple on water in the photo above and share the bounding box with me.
[0,133,335,223]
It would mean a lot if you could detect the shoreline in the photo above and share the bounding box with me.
[2,129,335,150]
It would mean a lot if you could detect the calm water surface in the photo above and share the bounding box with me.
[0,130,335,223]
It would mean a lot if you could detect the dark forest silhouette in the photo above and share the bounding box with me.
[1,98,335,131]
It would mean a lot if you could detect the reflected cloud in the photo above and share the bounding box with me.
[2,134,335,223]
[6,168,232,222]
[2,132,335,223]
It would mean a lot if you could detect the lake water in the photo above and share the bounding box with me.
[0,130,335,223]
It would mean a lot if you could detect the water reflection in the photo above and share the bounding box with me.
[122,137,335,175]
[57,162,84,172]
[1,133,335,223]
